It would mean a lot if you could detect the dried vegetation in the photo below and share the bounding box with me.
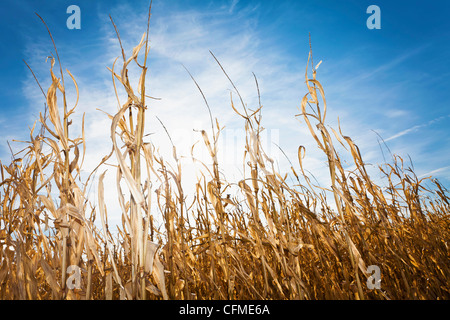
[0,7,449,300]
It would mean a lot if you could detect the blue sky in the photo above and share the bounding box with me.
[0,0,449,219]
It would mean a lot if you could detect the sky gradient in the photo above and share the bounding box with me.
[0,0,449,225]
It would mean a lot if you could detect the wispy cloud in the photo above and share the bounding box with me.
[385,114,450,142]
[359,44,429,82]
[229,0,239,13]
[419,166,450,179]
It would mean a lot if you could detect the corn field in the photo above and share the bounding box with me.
[0,8,449,300]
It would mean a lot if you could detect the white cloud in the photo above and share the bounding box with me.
[229,0,240,13]
[385,114,450,142]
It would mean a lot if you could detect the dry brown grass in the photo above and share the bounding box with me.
[0,8,449,300]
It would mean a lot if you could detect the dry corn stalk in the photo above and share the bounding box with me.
[0,8,449,301]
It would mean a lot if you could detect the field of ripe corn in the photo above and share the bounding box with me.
[1,9,449,300]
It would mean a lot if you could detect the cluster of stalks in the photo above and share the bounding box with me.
[0,8,449,300]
